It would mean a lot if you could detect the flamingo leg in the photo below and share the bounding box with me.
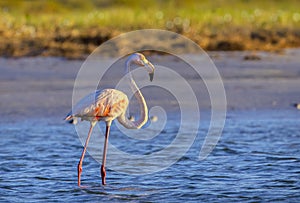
[101,125,110,185]
[77,123,94,187]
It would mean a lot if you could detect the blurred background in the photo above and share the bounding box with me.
[1,1,300,202]
[0,0,299,58]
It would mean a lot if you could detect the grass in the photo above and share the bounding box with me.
[0,0,300,58]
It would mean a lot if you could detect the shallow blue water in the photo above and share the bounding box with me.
[0,110,300,202]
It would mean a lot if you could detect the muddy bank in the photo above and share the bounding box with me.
[1,28,300,59]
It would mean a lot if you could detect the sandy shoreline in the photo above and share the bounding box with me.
[0,49,299,121]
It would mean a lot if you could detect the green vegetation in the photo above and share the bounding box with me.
[0,0,300,58]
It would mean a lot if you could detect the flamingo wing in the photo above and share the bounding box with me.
[65,89,128,123]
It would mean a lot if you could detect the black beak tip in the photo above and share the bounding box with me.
[149,72,154,82]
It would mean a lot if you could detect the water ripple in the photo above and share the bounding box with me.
[0,111,300,202]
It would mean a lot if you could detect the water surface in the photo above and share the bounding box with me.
[1,110,299,202]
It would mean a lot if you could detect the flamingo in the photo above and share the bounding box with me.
[65,53,155,187]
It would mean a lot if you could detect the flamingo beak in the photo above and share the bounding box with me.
[144,60,155,82]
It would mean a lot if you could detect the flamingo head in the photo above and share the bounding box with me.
[129,53,155,81]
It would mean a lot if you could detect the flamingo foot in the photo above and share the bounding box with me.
[101,165,106,185]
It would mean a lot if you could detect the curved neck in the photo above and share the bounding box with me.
[117,59,148,129]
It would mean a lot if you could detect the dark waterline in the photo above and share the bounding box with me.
[0,110,300,202]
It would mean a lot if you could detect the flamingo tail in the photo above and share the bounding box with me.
[64,113,78,124]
